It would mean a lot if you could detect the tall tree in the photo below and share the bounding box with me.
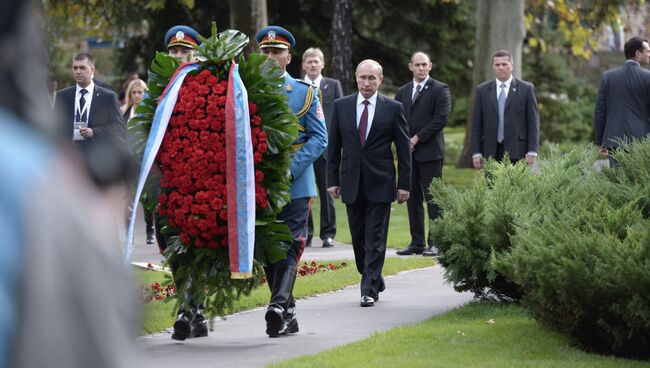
[330,0,354,94]
[458,0,525,168]
[229,0,268,55]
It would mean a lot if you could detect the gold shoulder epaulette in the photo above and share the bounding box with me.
[295,85,314,119]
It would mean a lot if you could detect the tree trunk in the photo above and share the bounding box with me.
[330,0,354,94]
[457,0,525,168]
[230,0,268,55]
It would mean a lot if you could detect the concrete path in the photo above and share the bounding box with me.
[137,265,473,367]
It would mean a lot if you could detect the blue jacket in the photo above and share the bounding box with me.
[283,74,328,199]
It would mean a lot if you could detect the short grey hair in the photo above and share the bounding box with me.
[302,47,324,62]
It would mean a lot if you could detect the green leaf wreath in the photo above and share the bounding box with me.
[128,22,297,318]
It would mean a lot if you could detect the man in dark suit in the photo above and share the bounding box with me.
[395,51,451,257]
[55,53,125,154]
[328,59,411,307]
[470,50,539,169]
[595,37,650,167]
[302,47,344,248]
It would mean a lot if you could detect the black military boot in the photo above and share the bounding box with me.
[278,295,299,335]
[171,308,194,341]
[190,304,208,338]
[265,264,297,337]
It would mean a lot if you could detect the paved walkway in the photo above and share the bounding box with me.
[132,208,473,367]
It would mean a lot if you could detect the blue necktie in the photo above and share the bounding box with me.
[497,83,506,143]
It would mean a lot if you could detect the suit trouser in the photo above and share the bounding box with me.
[308,155,336,241]
[346,177,391,298]
[407,159,442,247]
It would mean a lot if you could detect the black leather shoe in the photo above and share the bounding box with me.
[265,305,285,337]
[360,295,375,307]
[171,310,193,341]
[396,245,424,255]
[422,245,439,257]
[322,237,334,248]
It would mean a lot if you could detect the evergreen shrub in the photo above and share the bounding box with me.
[495,140,650,359]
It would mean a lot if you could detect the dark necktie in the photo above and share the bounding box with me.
[497,83,506,143]
[412,84,422,106]
[358,100,370,146]
[78,88,88,123]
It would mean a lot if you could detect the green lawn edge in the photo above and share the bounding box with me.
[137,257,435,334]
[271,302,650,368]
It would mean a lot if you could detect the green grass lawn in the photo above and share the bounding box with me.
[137,257,435,334]
[271,302,650,368]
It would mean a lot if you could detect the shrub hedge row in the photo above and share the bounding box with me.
[430,140,650,359]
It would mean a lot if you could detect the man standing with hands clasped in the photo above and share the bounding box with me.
[327,59,411,307]
[395,51,451,258]
[470,50,539,169]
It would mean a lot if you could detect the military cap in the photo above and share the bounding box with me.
[164,25,201,50]
[255,25,296,49]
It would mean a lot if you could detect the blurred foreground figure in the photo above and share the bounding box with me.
[0,2,141,367]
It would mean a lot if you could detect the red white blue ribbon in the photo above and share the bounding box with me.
[123,62,200,266]
[225,61,256,279]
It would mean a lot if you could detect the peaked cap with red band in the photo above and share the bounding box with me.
[164,25,201,50]
[255,25,296,49]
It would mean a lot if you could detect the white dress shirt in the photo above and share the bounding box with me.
[73,82,95,140]
[304,74,322,88]
[356,92,378,140]
[412,76,429,99]
[75,81,95,124]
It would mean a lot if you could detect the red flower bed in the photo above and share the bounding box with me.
[156,70,269,250]
[141,282,177,303]
[297,261,348,277]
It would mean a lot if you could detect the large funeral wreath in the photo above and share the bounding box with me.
[128,23,298,317]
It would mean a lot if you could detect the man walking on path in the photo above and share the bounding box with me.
[256,25,328,337]
[594,37,650,167]
[327,59,411,307]
[395,51,451,258]
[302,47,343,249]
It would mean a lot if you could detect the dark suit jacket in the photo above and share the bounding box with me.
[319,76,344,126]
[327,93,411,204]
[395,78,451,162]
[594,61,650,148]
[470,78,539,160]
[55,84,126,147]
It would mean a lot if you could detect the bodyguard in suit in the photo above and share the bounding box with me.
[328,59,411,307]
[395,51,451,257]
[595,37,650,167]
[470,50,539,169]
[56,53,125,148]
[256,26,328,336]
[302,47,344,248]
[55,53,127,184]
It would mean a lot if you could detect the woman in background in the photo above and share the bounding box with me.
[121,78,156,244]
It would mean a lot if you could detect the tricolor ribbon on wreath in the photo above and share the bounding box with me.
[124,61,256,279]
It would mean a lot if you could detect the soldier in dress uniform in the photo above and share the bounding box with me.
[154,25,209,341]
[164,25,200,62]
[255,25,328,337]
